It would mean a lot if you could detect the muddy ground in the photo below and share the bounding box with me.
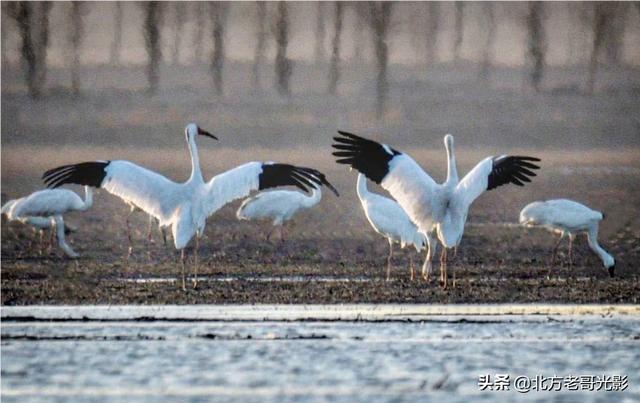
[2,62,639,304]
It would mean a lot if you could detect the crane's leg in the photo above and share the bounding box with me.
[452,246,458,259]
[550,232,565,266]
[147,215,154,244]
[180,249,187,291]
[54,215,79,258]
[568,234,575,268]
[440,248,448,289]
[409,252,415,281]
[386,240,394,281]
[422,232,435,282]
[160,225,167,246]
[125,209,134,261]
[451,248,456,288]
[193,234,200,289]
[38,230,45,256]
[48,226,56,252]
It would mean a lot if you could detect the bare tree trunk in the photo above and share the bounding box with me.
[8,2,50,98]
[210,2,228,96]
[110,2,122,65]
[453,2,464,63]
[327,2,343,95]
[171,2,186,65]
[603,3,625,66]
[425,2,439,65]
[479,2,495,81]
[274,1,292,97]
[587,2,617,94]
[526,1,545,92]
[352,3,367,65]
[314,2,326,64]
[7,2,37,97]
[368,2,393,118]
[193,2,206,63]
[251,1,267,92]
[143,2,162,94]
[33,2,51,96]
[69,2,84,95]
[1,3,10,67]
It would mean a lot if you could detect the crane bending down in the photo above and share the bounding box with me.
[1,187,93,257]
[519,199,615,277]
[333,131,541,288]
[236,183,338,241]
[356,174,426,281]
[43,124,337,290]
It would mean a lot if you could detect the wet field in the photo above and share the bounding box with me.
[2,305,639,401]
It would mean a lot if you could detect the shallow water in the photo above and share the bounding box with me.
[2,306,639,402]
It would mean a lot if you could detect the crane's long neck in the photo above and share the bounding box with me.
[303,186,322,208]
[587,227,614,266]
[444,141,458,187]
[80,186,93,211]
[187,136,204,184]
[356,174,370,201]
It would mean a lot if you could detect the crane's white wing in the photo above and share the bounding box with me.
[455,155,541,210]
[203,162,332,217]
[43,160,180,220]
[333,131,437,230]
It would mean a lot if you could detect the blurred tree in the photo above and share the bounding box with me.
[210,2,228,95]
[327,2,344,95]
[603,3,626,66]
[1,3,10,67]
[352,2,367,65]
[251,1,267,92]
[367,1,393,117]
[68,1,85,95]
[6,2,51,98]
[143,1,163,94]
[525,1,545,92]
[453,2,464,63]
[425,2,440,66]
[314,2,326,64]
[587,2,618,94]
[479,2,495,81]
[171,2,187,65]
[110,2,122,66]
[274,1,292,96]
[193,2,206,64]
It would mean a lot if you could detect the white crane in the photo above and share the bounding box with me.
[356,174,426,281]
[43,123,336,290]
[1,187,93,257]
[519,199,615,277]
[333,131,541,287]
[236,182,338,241]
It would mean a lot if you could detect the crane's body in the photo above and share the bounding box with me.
[356,174,426,280]
[43,124,338,289]
[236,186,323,239]
[520,199,615,276]
[333,131,540,287]
[1,187,93,257]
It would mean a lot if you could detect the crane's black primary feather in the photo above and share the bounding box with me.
[332,130,401,184]
[259,164,339,196]
[43,161,110,188]
[487,156,541,191]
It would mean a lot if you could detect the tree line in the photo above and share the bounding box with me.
[2,2,635,115]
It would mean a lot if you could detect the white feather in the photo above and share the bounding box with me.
[237,186,322,226]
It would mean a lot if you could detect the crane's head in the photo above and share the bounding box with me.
[444,134,454,150]
[185,123,218,142]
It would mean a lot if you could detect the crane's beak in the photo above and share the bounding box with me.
[608,265,615,278]
[197,128,218,140]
